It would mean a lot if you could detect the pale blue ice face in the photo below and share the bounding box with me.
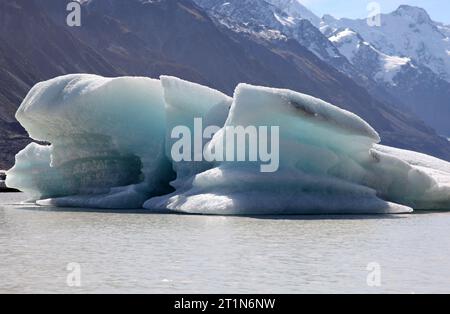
[7,74,173,209]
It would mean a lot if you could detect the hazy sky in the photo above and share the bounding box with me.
[298,0,450,24]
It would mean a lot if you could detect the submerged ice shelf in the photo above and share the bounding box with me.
[6,74,450,214]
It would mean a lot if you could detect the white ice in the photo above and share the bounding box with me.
[7,74,450,214]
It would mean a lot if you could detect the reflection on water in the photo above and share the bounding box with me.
[1,193,450,294]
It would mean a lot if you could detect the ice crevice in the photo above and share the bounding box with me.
[6,74,450,214]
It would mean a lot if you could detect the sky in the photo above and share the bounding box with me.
[298,0,450,24]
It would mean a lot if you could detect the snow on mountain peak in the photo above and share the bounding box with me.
[329,29,363,61]
[321,6,450,82]
[377,54,411,84]
[265,0,320,26]
[273,12,296,26]
[329,28,360,43]
[330,28,411,85]
[194,0,345,63]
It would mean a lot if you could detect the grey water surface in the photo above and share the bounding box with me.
[1,193,449,294]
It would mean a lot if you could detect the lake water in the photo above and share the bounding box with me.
[1,192,449,294]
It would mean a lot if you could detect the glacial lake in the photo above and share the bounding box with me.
[1,192,449,294]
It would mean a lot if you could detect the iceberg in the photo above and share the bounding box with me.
[6,74,450,214]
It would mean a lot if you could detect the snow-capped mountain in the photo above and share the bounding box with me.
[329,29,412,85]
[321,5,450,83]
[193,0,357,80]
[329,27,450,135]
[323,6,450,136]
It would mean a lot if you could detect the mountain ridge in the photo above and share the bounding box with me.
[1,0,450,169]
[321,5,450,83]
[321,5,450,136]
